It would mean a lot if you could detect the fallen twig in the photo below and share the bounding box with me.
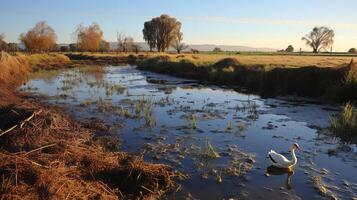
[0,125,18,137]
[23,143,57,156]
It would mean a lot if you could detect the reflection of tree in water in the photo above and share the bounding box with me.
[80,66,105,85]
[266,166,295,190]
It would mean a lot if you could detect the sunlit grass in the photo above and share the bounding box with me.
[330,103,357,137]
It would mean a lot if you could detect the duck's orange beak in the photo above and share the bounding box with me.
[298,147,302,153]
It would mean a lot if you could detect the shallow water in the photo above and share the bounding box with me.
[22,65,357,199]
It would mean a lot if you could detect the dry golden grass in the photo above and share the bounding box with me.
[186,54,354,68]
[78,51,355,68]
[0,52,29,85]
[23,53,71,70]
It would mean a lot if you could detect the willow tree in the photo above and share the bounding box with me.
[20,21,57,52]
[75,22,103,52]
[143,14,181,52]
[301,26,335,53]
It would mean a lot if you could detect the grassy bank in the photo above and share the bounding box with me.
[134,54,357,102]
[69,52,356,68]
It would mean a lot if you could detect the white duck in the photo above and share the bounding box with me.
[268,143,302,169]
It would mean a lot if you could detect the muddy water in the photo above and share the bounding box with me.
[22,66,357,199]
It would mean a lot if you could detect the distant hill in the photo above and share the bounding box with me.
[26,42,276,52]
[109,42,276,52]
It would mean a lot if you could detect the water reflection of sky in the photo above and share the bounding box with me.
[22,65,357,199]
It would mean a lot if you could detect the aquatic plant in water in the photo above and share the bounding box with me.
[226,121,233,132]
[189,113,198,130]
[202,139,220,159]
[330,102,357,137]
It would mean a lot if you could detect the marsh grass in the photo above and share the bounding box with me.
[226,122,233,132]
[202,139,220,159]
[25,53,71,70]
[330,103,357,138]
[189,113,198,130]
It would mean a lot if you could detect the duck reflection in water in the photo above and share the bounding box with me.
[266,166,295,190]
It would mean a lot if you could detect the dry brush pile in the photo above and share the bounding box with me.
[0,100,181,199]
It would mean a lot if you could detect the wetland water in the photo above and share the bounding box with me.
[22,65,357,199]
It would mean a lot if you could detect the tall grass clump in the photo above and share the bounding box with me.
[0,51,29,85]
[25,53,71,70]
[330,103,357,138]
[338,66,357,101]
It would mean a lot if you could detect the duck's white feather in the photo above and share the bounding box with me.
[268,150,292,168]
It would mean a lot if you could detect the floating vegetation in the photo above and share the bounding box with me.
[202,139,220,159]
[145,115,156,129]
[102,80,125,96]
[311,176,338,200]
[187,113,198,130]
[225,145,255,177]
[237,123,247,133]
[330,102,357,138]
[96,98,131,118]
[226,121,233,132]
[234,100,260,121]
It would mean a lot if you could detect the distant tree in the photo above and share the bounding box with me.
[348,48,357,54]
[19,21,57,52]
[132,44,142,54]
[117,33,134,52]
[7,43,19,53]
[69,43,77,52]
[123,37,133,52]
[301,26,334,53]
[60,46,69,52]
[213,47,222,53]
[99,40,110,52]
[75,22,103,52]
[0,33,7,51]
[171,32,188,54]
[191,48,199,54]
[143,14,181,52]
[285,45,294,52]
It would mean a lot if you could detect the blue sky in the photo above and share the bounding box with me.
[1,0,357,51]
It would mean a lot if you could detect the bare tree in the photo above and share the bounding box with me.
[20,21,57,52]
[75,22,103,52]
[143,14,181,52]
[99,40,110,52]
[171,32,188,54]
[117,32,124,52]
[117,33,134,52]
[302,26,334,53]
[132,44,142,54]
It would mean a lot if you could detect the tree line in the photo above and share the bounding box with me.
[0,14,355,54]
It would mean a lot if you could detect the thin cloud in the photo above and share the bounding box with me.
[182,16,357,30]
